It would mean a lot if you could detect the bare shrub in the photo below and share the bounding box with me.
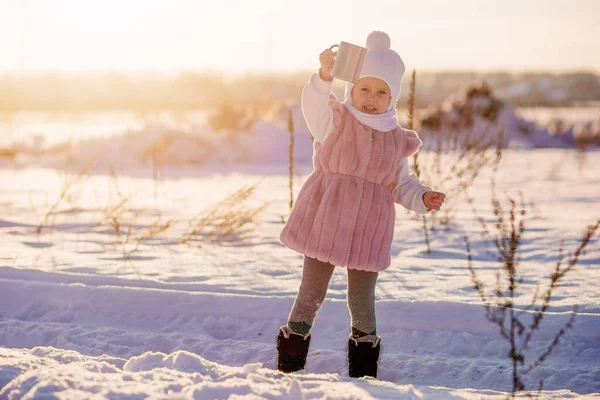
[208,102,258,133]
[182,183,268,244]
[465,178,600,394]
[0,147,16,159]
[419,125,503,230]
[407,72,502,254]
[415,80,506,232]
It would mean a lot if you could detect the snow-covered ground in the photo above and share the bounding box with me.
[1,146,599,398]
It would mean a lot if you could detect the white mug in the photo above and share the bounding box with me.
[330,41,367,83]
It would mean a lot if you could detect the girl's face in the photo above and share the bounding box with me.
[351,77,392,115]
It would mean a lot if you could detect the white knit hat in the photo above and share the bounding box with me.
[345,31,406,112]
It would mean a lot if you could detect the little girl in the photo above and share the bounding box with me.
[277,31,446,379]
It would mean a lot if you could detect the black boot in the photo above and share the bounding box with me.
[276,325,311,373]
[347,335,381,378]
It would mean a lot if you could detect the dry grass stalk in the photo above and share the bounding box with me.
[182,183,268,244]
[36,154,96,234]
[408,70,419,178]
[140,135,174,198]
[100,165,173,259]
[98,165,129,226]
[465,178,600,394]
[420,215,431,254]
[406,70,431,253]
[547,151,570,181]
[288,109,295,212]
[574,148,588,178]
[106,215,173,260]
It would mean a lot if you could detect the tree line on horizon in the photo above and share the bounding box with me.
[0,70,598,111]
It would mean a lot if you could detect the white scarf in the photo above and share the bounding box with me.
[342,99,399,132]
[342,83,399,132]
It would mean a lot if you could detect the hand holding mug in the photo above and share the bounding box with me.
[319,47,336,81]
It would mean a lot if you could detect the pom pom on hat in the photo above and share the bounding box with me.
[366,31,391,51]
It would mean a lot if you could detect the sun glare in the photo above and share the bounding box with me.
[1,0,598,74]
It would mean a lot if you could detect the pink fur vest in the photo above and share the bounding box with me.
[279,96,422,271]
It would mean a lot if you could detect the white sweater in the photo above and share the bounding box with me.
[301,73,431,214]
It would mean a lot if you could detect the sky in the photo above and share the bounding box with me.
[1,0,599,75]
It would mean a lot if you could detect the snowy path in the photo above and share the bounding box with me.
[1,266,599,396]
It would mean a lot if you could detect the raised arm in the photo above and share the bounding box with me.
[301,47,339,144]
[301,72,335,143]
[390,158,432,214]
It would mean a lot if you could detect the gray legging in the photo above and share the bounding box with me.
[287,255,377,335]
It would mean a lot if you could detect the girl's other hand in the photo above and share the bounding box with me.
[423,191,446,211]
[319,48,335,81]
